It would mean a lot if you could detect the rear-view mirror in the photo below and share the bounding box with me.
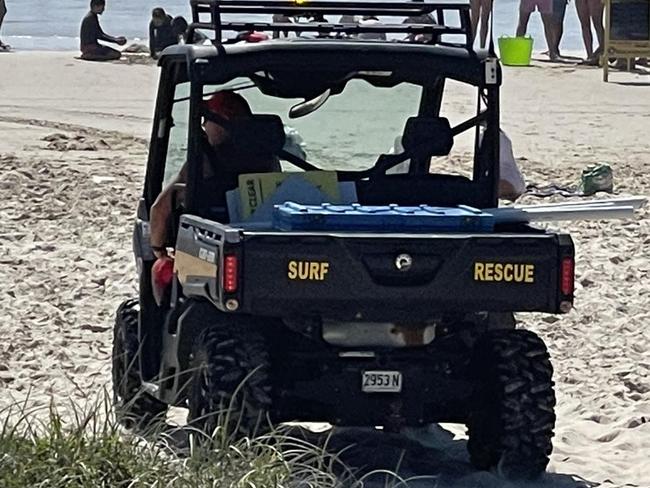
[288,89,331,118]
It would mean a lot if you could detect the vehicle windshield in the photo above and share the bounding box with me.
[244,79,419,171]
[180,78,480,178]
[160,73,496,212]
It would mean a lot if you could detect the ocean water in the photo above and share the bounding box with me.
[1,0,588,55]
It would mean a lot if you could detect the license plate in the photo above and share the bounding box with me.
[362,371,402,393]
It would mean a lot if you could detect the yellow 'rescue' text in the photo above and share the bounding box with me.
[474,262,535,283]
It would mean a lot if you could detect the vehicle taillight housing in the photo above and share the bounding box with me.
[561,257,574,295]
[223,254,239,293]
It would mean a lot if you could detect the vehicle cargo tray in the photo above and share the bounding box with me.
[272,202,495,232]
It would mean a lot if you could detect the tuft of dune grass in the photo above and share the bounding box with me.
[0,389,437,488]
[0,391,346,488]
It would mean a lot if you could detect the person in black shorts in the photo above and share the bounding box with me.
[79,0,126,61]
[149,8,177,59]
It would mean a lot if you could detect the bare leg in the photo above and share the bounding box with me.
[575,0,593,59]
[588,0,604,55]
[470,0,481,45]
[554,1,566,56]
[541,13,558,59]
[516,9,531,37]
[479,0,493,49]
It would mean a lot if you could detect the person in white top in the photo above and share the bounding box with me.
[387,128,526,201]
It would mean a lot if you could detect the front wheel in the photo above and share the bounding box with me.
[467,329,556,480]
[112,299,167,426]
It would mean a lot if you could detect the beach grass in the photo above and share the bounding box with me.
[0,391,350,488]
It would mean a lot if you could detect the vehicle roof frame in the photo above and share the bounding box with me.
[188,0,475,50]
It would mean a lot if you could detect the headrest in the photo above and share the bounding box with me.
[401,117,454,158]
[223,114,286,157]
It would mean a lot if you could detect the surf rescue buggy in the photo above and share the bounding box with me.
[112,0,575,480]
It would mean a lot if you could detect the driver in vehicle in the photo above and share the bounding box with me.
[149,91,271,258]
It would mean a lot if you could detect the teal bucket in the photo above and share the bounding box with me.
[498,36,534,66]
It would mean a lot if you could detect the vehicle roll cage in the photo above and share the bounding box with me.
[188,0,474,50]
[144,1,501,212]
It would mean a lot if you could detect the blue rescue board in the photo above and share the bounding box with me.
[273,202,495,232]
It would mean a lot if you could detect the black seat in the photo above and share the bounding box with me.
[401,116,454,159]
[218,114,286,173]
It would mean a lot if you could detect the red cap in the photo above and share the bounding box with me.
[204,91,252,118]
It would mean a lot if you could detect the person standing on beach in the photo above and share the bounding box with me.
[0,0,8,51]
[550,0,567,57]
[80,0,127,61]
[575,0,604,64]
[516,0,558,60]
[470,0,493,49]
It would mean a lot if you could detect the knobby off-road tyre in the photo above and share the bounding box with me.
[467,329,556,480]
[187,324,272,442]
[112,299,167,427]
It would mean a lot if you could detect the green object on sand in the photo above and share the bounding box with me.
[579,163,614,195]
[498,36,534,66]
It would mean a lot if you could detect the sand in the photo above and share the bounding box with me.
[0,51,649,488]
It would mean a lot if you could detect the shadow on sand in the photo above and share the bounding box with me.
[156,419,598,488]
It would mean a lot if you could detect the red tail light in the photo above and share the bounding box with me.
[223,255,239,293]
[561,257,574,295]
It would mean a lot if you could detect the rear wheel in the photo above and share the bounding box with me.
[187,322,272,441]
[112,299,167,426]
[467,329,556,480]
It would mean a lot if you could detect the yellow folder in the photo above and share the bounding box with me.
[238,171,341,219]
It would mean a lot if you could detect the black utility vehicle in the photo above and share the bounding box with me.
[112,0,575,480]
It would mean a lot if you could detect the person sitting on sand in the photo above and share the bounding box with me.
[0,0,9,51]
[403,0,438,43]
[150,92,278,258]
[358,15,387,41]
[149,8,177,59]
[80,0,127,61]
[272,13,293,38]
[170,16,209,45]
